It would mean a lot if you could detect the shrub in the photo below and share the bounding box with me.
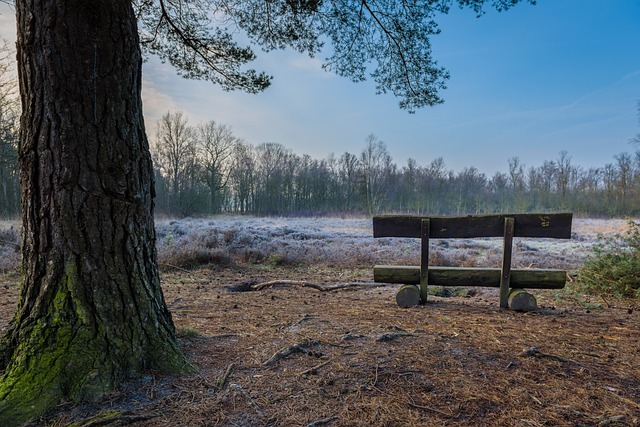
[577,219,640,298]
[158,240,232,269]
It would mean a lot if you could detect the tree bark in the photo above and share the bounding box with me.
[0,1,188,424]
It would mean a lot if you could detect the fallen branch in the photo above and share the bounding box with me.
[520,346,581,366]
[263,340,320,366]
[377,332,415,342]
[232,279,393,293]
[296,313,318,324]
[181,333,241,343]
[158,262,194,274]
[209,333,242,340]
[229,383,267,419]
[306,416,339,426]
[404,391,453,418]
[70,410,159,426]
[407,400,454,418]
[299,359,331,376]
[216,363,235,392]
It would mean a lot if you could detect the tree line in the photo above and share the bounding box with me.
[2,106,639,220]
[0,41,19,220]
[150,110,640,218]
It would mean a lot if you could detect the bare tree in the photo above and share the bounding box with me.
[153,111,197,215]
[556,150,573,202]
[0,40,19,219]
[196,121,239,213]
[614,152,633,209]
[631,100,640,145]
[338,152,359,212]
[229,141,256,213]
[254,142,295,214]
[359,134,395,215]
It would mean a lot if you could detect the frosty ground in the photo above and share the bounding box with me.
[152,216,628,272]
[0,216,638,426]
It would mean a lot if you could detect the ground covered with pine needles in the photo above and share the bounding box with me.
[1,262,638,427]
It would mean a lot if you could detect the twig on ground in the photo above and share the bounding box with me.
[229,383,267,419]
[69,410,160,426]
[373,360,379,387]
[407,400,454,418]
[405,392,454,418]
[299,359,331,376]
[376,332,414,342]
[297,314,318,324]
[520,346,581,365]
[263,340,321,366]
[209,333,242,340]
[182,333,241,342]
[306,416,339,426]
[158,262,194,274]
[216,363,235,392]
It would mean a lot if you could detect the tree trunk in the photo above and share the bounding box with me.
[0,1,188,424]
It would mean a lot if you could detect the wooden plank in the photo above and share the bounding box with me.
[373,213,572,239]
[373,266,567,289]
[420,218,430,303]
[500,217,515,308]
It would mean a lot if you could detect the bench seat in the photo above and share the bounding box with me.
[374,265,567,289]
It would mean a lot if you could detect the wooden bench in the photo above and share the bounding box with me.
[372,213,573,310]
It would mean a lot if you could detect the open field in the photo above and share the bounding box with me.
[0,217,638,426]
[0,216,634,274]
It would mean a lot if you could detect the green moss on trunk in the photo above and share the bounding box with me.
[0,260,189,425]
[0,1,193,424]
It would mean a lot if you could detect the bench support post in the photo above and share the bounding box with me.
[500,217,515,308]
[420,218,430,303]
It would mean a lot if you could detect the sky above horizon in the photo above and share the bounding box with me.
[1,1,639,176]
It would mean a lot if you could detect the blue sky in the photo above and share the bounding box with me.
[2,1,640,175]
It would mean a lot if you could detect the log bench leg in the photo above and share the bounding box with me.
[499,217,515,308]
[508,288,538,311]
[396,284,421,308]
[420,218,430,304]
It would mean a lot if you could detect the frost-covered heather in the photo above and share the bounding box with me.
[0,221,20,273]
[0,217,632,272]
[155,216,379,268]
[155,216,630,270]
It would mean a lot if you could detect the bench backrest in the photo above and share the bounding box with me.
[372,213,573,308]
[373,213,572,239]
